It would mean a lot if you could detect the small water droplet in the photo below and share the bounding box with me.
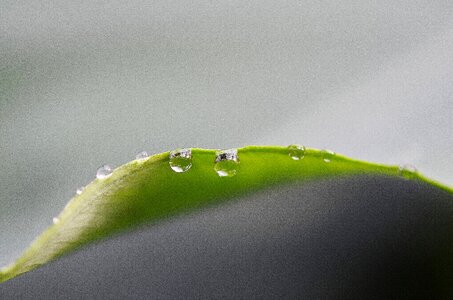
[214,149,239,177]
[135,151,149,161]
[288,144,306,160]
[52,217,60,225]
[76,187,84,195]
[96,164,113,179]
[321,149,335,163]
[169,148,192,173]
[398,164,417,179]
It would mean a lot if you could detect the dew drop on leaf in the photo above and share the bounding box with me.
[52,217,60,225]
[96,165,113,179]
[288,144,306,160]
[135,151,149,161]
[169,148,192,173]
[214,149,239,177]
[76,187,84,195]
[321,149,335,163]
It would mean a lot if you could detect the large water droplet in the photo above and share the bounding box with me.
[321,149,335,163]
[96,164,113,179]
[135,151,149,161]
[76,187,84,195]
[214,149,239,177]
[398,164,417,179]
[288,144,306,160]
[52,217,60,225]
[169,148,192,173]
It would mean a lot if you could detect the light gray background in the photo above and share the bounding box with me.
[1,0,453,270]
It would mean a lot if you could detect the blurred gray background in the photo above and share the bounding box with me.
[1,0,453,267]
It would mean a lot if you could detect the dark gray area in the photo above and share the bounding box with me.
[1,176,452,299]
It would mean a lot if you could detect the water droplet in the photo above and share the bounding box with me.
[96,164,113,179]
[214,149,239,177]
[169,148,192,173]
[76,187,84,195]
[135,151,149,161]
[52,217,60,225]
[398,164,417,179]
[288,144,306,160]
[321,149,335,163]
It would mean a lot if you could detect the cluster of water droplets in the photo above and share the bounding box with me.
[72,145,423,199]
[75,145,340,199]
[59,145,424,228]
[167,148,241,177]
[287,144,335,163]
[87,145,341,188]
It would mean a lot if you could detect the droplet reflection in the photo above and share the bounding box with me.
[321,149,335,163]
[288,144,306,160]
[169,148,193,173]
[96,165,113,179]
[214,149,240,177]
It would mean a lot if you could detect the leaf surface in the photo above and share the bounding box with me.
[1,146,451,283]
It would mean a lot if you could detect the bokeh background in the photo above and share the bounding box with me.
[1,0,453,268]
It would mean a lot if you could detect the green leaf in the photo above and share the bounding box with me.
[1,145,451,283]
